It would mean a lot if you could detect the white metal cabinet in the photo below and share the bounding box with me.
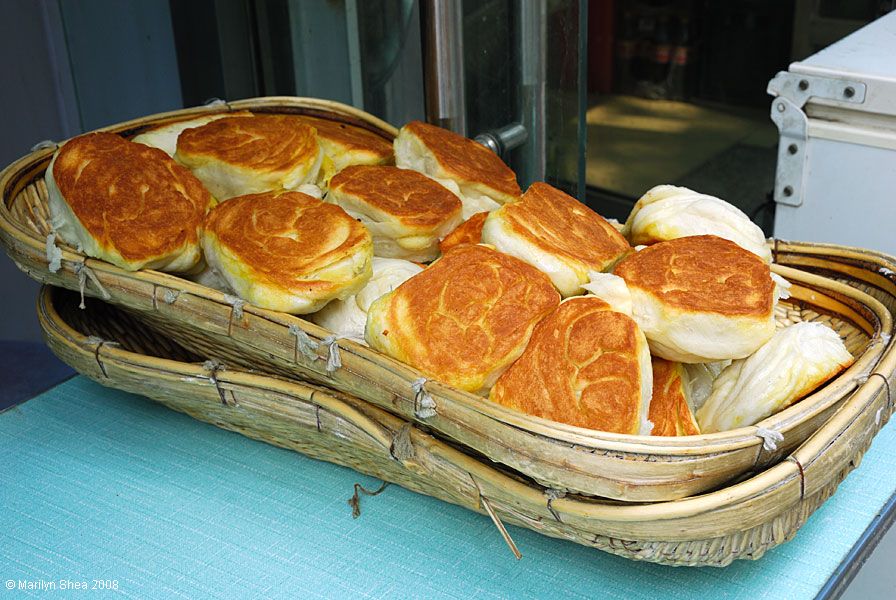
[769,12,896,254]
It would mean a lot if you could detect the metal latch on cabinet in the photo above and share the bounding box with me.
[767,71,866,207]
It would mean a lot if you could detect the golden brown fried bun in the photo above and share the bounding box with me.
[481,182,632,296]
[131,111,253,157]
[439,212,487,254]
[394,121,521,218]
[490,297,653,434]
[296,116,393,178]
[46,132,212,272]
[202,191,372,314]
[327,165,462,262]
[365,244,560,393]
[175,115,322,200]
[614,235,776,362]
[649,358,700,436]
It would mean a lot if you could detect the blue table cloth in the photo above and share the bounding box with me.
[2,377,895,599]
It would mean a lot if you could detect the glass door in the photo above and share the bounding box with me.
[55,0,590,200]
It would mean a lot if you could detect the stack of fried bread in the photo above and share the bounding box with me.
[295,116,393,185]
[394,121,521,218]
[202,190,372,314]
[175,114,325,201]
[327,165,462,262]
[46,109,854,439]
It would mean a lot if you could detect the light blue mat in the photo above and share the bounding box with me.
[2,376,895,599]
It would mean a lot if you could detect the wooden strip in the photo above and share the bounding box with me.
[480,496,523,560]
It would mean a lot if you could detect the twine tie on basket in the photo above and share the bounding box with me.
[223,294,246,321]
[45,233,63,273]
[390,423,415,461]
[204,97,229,108]
[163,289,180,305]
[321,335,349,373]
[288,324,319,361]
[411,378,437,419]
[86,335,119,378]
[860,372,893,424]
[755,427,784,452]
[48,211,67,230]
[347,481,389,518]
[786,456,807,501]
[202,359,228,405]
[74,261,111,309]
[30,139,58,152]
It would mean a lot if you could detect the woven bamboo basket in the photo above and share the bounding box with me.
[3,97,894,501]
[37,284,896,567]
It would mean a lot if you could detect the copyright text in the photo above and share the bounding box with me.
[4,579,119,592]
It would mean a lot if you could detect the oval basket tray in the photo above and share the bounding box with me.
[2,97,895,501]
[37,284,896,567]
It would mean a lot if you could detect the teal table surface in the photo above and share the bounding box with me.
[2,376,895,599]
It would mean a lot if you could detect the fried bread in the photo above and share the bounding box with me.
[202,190,372,314]
[365,244,560,393]
[482,182,632,296]
[490,296,653,435]
[46,132,212,272]
[394,121,521,218]
[175,115,322,200]
[327,165,462,261]
[614,235,777,362]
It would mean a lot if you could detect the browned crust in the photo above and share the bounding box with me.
[502,183,632,271]
[490,297,644,434]
[405,121,521,199]
[614,235,774,317]
[297,116,393,160]
[137,110,253,135]
[52,132,211,262]
[204,191,370,293]
[439,212,487,254]
[374,244,559,389]
[649,358,700,436]
[329,166,461,228]
[177,115,319,173]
